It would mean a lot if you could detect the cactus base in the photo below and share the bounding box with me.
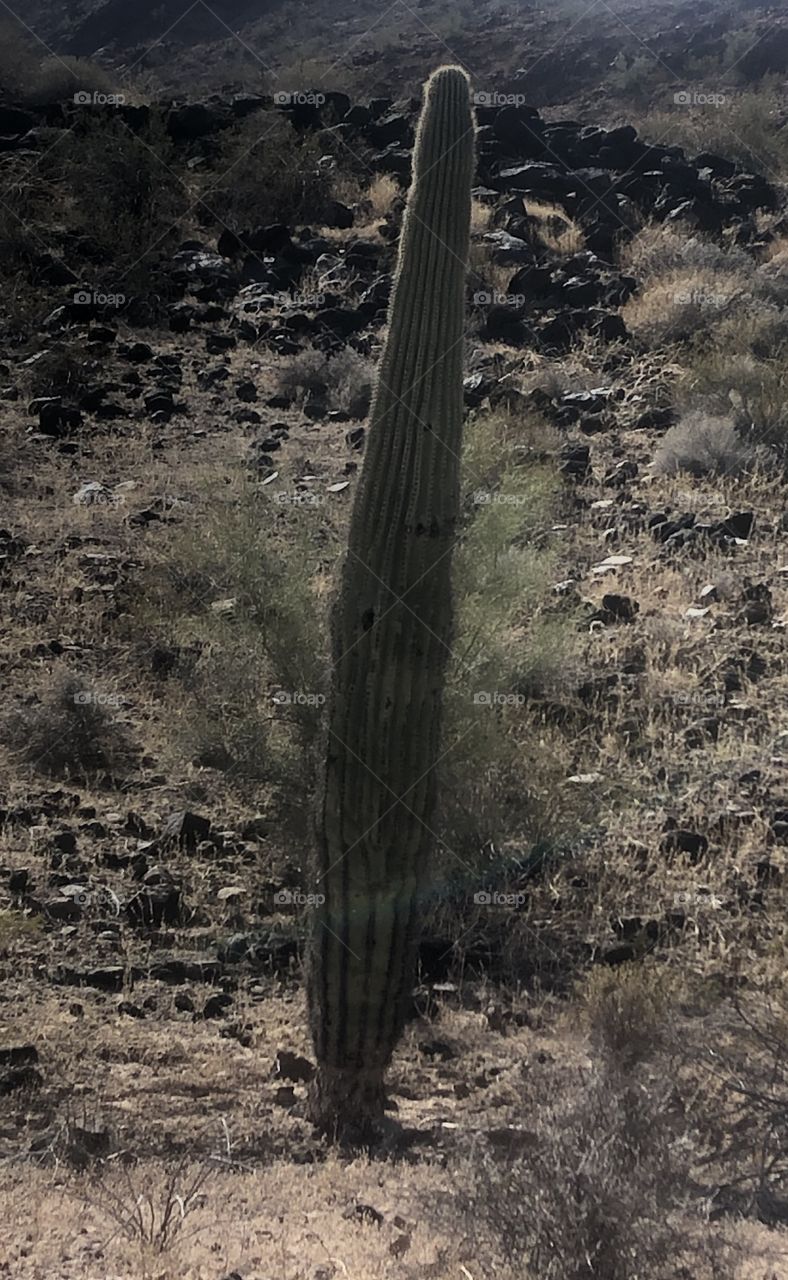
[308,1065,386,1142]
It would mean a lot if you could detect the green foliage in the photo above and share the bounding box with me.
[437,410,574,865]
[142,475,336,800]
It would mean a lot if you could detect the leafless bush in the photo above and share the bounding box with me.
[444,969,742,1279]
[652,411,757,478]
[1,672,134,777]
[276,345,375,418]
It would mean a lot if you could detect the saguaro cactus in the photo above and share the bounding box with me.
[308,65,475,1139]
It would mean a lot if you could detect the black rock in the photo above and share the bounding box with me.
[0,106,37,134]
[321,199,354,230]
[560,443,592,480]
[166,102,225,141]
[33,398,83,437]
[365,112,412,148]
[314,307,367,338]
[684,717,721,748]
[345,426,365,450]
[663,829,709,861]
[720,511,754,541]
[8,868,30,894]
[161,810,211,850]
[599,593,639,623]
[273,1049,315,1083]
[126,882,181,927]
[604,460,638,487]
[199,992,233,1020]
[122,342,154,364]
[600,945,636,966]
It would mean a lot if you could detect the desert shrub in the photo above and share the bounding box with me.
[27,56,117,105]
[144,408,575,860]
[652,411,757,477]
[0,910,43,952]
[27,347,96,399]
[633,80,788,178]
[204,113,334,230]
[56,115,182,286]
[445,969,740,1279]
[140,475,335,801]
[621,268,749,346]
[275,345,375,418]
[756,238,788,307]
[435,410,578,868]
[0,21,116,104]
[620,224,752,283]
[579,965,672,1070]
[609,52,668,107]
[451,1067,720,1279]
[681,312,788,453]
[0,172,56,271]
[1,673,134,778]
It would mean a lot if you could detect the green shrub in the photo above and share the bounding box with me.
[141,474,335,802]
[682,311,788,454]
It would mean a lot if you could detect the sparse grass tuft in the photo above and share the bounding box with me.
[652,411,758,477]
[525,199,585,255]
[275,345,375,418]
[1,672,134,778]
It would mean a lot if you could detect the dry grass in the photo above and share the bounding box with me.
[274,344,376,417]
[366,173,401,219]
[0,19,118,104]
[621,267,748,346]
[652,411,759,477]
[1,670,135,779]
[525,199,585,255]
[633,80,788,179]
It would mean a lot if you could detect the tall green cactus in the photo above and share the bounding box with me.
[307,66,475,1139]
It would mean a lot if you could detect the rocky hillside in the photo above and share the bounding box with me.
[1,1,788,1277]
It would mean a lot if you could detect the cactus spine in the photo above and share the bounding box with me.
[308,65,475,1139]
